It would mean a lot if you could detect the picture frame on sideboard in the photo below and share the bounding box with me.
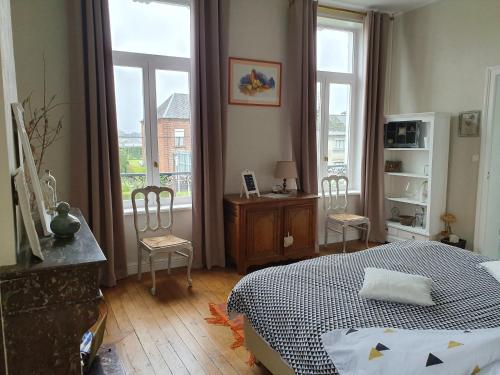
[240,170,260,199]
[14,168,44,260]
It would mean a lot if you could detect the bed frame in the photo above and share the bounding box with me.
[244,317,296,375]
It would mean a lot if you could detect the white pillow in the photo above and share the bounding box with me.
[359,267,435,306]
[480,261,500,283]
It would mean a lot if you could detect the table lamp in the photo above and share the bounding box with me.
[274,161,298,193]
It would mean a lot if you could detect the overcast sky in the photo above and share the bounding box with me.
[110,0,190,134]
[110,0,349,134]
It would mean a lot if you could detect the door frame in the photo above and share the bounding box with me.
[474,66,500,252]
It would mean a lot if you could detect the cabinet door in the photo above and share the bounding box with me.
[283,203,316,256]
[246,207,281,260]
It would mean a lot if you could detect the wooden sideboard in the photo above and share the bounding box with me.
[0,209,106,375]
[224,193,318,274]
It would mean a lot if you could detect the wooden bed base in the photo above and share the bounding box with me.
[244,317,296,375]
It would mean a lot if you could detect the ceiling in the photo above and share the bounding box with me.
[321,0,439,14]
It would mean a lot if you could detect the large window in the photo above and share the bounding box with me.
[109,0,192,205]
[317,17,363,191]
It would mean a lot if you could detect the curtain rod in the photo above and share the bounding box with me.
[317,4,367,17]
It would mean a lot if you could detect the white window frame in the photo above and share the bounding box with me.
[113,51,191,208]
[174,128,185,147]
[317,18,364,192]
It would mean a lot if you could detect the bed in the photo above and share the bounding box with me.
[227,241,500,375]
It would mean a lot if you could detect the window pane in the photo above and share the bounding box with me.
[317,28,352,73]
[109,0,190,58]
[114,66,147,200]
[155,70,191,197]
[316,82,323,177]
[328,83,350,177]
[174,129,185,147]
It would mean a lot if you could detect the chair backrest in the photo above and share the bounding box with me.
[321,175,349,214]
[131,185,174,239]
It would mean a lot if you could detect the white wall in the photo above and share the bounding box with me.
[388,0,500,248]
[0,0,19,266]
[11,0,72,202]
[225,0,292,194]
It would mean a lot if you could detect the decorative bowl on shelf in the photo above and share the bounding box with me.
[399,215,415,226]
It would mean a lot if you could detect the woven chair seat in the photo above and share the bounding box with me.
[328,213,369,223]
[141,234,190,249]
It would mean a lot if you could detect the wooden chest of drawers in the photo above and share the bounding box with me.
[224,193,318,274]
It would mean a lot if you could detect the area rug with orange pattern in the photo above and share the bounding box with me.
[205,303,255,366]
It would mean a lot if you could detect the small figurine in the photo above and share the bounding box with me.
[50,202,81,239]
[40,169,58,214]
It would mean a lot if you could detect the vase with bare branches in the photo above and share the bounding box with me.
[21,56,66,175]
[20,57,66,219]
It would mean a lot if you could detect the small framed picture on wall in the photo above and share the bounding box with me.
[229,57,282,107]
[458,110,481,137]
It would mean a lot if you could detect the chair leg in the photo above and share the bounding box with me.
[187,245,193,287]
[137,246,142,281]
[365,222,371,249]
[150,254,156,296]
[324,221,329,246]
[342,225,347,253]
[167,253,172,275]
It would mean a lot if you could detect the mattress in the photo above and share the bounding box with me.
[227,241,500,375]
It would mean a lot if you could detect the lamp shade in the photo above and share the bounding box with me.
[274,161,298,179]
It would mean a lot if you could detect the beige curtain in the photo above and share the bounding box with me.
[287,0,318,194]
[69,0,127,286]
[361,11,391,243]
[190,0,229,269]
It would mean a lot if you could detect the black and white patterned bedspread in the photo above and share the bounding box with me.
[227,241,500,375]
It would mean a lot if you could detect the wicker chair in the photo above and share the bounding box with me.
[322,176,371,253]
[131,186,193,295]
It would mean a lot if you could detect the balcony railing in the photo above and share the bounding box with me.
[120,171,192,199]
[327,163,347,176]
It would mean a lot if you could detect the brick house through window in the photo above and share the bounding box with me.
[141,93,192,174]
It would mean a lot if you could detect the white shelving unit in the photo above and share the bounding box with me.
[386,197,428,206]
[384,112,451,242]
[384,172,428,179]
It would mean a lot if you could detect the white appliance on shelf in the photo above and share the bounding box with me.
[384,112,451,242]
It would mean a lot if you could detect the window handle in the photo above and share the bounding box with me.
[154,161,159,168]
[323,156,328,162]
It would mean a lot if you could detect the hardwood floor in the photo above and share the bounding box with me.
[102,241,376,374]
[320,239,380,255]
[103,267,271,375]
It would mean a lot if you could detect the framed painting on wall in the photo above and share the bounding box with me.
[458,110,481,137]
[229,57,282,107]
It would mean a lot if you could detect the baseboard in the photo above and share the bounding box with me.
[127,254,188,276]
[320,227,361,246]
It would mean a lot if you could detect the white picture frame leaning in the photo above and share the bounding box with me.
[240,169,260,199]
[12,103,52,236]
[14,168,44,260]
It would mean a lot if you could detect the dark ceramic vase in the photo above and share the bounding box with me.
[50,202,81,239]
